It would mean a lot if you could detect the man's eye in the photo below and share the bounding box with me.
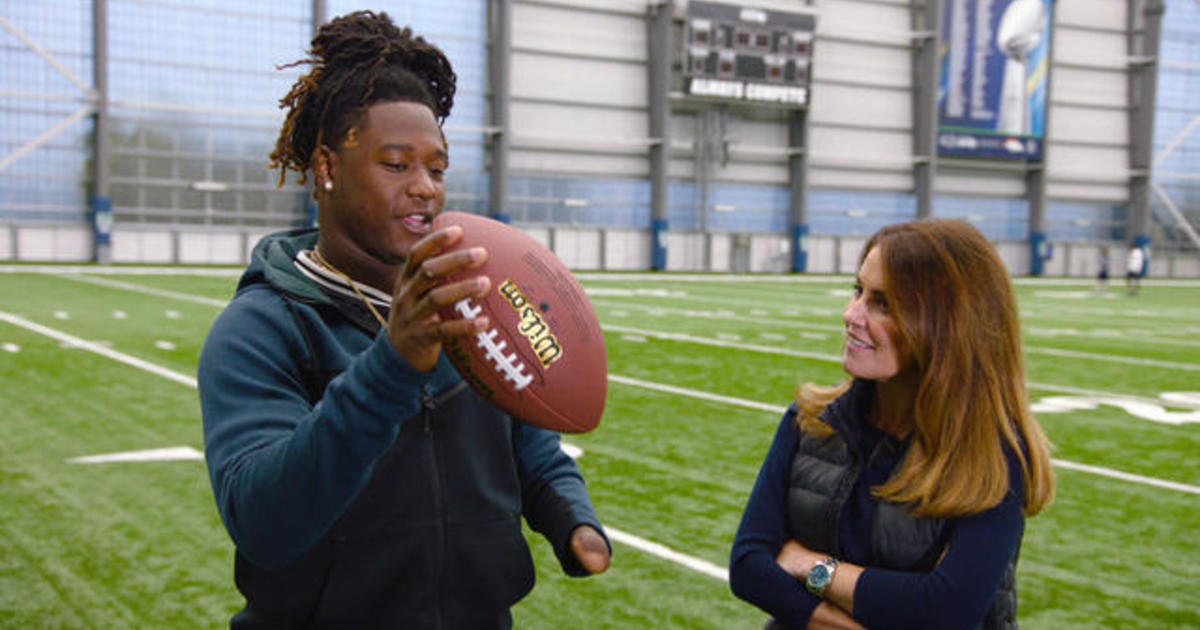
[384,162,406,171]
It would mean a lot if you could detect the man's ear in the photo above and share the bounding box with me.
[311,145,338,192]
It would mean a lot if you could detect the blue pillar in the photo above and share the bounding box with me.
[651,218,668,271]
[1029,231,1048,276]
[92,196,113,247]
[492,212,511,224]
[790,223,808,273]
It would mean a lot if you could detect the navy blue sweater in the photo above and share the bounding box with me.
[730,409,1025,630]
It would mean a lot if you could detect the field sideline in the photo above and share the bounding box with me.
[2,266,1198,628]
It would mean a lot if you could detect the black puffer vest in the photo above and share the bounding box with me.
[785,383,1018,630]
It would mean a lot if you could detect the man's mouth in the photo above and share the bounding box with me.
[401,213,432,233]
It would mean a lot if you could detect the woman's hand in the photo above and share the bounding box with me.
[388,225,490,371]
[777,539,865,623]
[807,602,869,630]
[776,539,823,580]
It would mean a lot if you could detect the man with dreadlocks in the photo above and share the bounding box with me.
[197,11,610,629]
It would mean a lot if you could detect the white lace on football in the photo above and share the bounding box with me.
[454,298,534,391]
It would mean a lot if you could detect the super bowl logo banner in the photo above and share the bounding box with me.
[937,0,1053,161]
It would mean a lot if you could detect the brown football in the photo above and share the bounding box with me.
[432,211,607,434]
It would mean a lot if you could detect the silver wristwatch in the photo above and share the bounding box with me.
[805,557,839,597]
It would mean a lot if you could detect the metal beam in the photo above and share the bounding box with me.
[307,0,327,227]
[647,0,671,270]
[0,105,93,173]
[92,0,112,263]
[0,15,99,175]
[1127,0,1165,252]
[489,0,513,223]
[911,0,941,218]
[1153,110,1200,167]
[1150,184,1200,250]
[312,0,327,33]
[0,17,94,95]
[1027,0,1060,276]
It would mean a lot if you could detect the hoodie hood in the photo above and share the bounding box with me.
[238,228,328,304]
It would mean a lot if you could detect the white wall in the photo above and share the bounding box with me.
[112,231,174,264]
[3,223,1196,277]
[550,228,604,269]
[5,225,93,262]
[603,229,652,270]
[0,225,274,266]
[0,225,13,260]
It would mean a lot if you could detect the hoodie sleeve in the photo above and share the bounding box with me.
[198,289,431,569]
[513,423,610,576]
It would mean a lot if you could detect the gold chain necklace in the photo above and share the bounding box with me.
[309,248,388,328]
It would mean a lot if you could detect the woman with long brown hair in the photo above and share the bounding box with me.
[730,219,1054,630]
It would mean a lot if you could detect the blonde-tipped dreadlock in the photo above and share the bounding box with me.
[268,10,456,187]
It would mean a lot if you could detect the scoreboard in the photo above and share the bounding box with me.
[682,1,817,108]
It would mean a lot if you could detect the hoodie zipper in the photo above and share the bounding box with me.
[422,384,445,629]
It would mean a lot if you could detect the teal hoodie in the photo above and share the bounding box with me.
[198,228,606,628]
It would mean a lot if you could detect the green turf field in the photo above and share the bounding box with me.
[2,266,1197,628]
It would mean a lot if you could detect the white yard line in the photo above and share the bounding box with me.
[604,325,1200,406]
[605,527,729,582]
[0,311,198,388]
[69,446,204,463]
[603,311,1200,372]
[606,373,1200,496]
[591,299,843,333]
[1028,381,1200,411]
[1024,346,1200,371]
[0,265,241,276]
[60,274,229,307]
[608,374,785,414]
[0,309,733,581]
[1050,460,1200,495]
[605,324,843,363]
[578,273,1200,289]
[592,298,1198,369]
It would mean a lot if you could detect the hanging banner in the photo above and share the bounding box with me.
[937,0,1053,161]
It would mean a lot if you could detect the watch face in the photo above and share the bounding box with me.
[810,564,830,584]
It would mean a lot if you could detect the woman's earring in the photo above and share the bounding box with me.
[323,181,333,192]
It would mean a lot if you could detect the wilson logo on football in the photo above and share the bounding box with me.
[498,279,563,368]
[453,297,533,391]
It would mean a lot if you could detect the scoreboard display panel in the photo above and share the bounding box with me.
[683,1,817,108]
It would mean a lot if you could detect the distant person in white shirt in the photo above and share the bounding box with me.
[1126,244,1145,296]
